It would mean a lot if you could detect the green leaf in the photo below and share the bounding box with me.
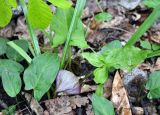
[96,85,104,96]
[8,0,17,8]
[2,71,21,97]
[143,0,160,8]
[0,59,23,97]
[2,105,16,115]
[48,0,72,9]
[82,52,104,67]
[151,43,160,50]
[94,66,108,84]
[51,8,88,48]
[100,40,122,54]
[140,40,152,50]
[0,0,12,27]
[92,93,115,115]
[6,40,29,62]
[0,37,8,55]
[146,71,160,99]
[0,59,24,76]
[95,12,113,22]
[24,52,60,100]
[28,0,52,29]
[103,47,149,70]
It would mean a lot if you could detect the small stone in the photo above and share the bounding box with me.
[132,107,144,115]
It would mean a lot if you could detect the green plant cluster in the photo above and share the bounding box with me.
[0,0,160,114]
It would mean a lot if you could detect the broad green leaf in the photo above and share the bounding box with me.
[70,20,89,48]
[95,12,113,22]
[0,0,12,27]
[48,0,72,9]
[103,47,149,70]
[94,66,108,84]
[92,93,115,115]
[0,37,8,55]
[2,71,21,97]
[146,71,160,99]
[95,85,104,96]
[28,0,52,29]
[0,59,23,97]
[151,43,160,50]
[140,40,152,50]
[82,52,104,67]
[100,40,122,54]
[24,53,60,100]
[6,40,29,62]
[0,59,24,76]
[143,0,160,8]
[8,0,17,8]
[51,8,88,48]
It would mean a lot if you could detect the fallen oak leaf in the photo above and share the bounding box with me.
[111,71,132,115]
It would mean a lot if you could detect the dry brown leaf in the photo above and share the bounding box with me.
[81,85,96,93]
[111,71,132,115]
[104,78,113,98]
[45,95,89,115]
[154,58,160,71]
[150,31,160,44]
[22,92,44,115]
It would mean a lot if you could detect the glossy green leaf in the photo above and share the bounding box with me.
[6,40,29,62]
[51,8,88,48]
[94,66,108,84]
[0,37,8,55]
[0,0,12,27]
[143,0,160,8]
[2,71,21,97]
[146,71,160,99]
[0,59,23,97]
[95,12,113,22]
[48,0,72,9]
[28,0,52,29]
[8,0,17,8]
[82,52,104,67]
[24,53,60,100]
[92,93,115,115]
[100,40,122,54]
[140,40,152,50]
[103,46,149,70]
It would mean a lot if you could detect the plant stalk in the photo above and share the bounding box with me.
[20,0,41,56]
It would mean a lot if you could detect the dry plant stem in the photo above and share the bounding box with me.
[20,0,41,56]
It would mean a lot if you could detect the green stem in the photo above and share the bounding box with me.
[125,5,160,47]
[60,0,86,68]
[7,41,32,64]
[20,0,41,56]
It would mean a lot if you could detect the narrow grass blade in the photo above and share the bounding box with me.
[7,41,32,64]
[60,0,86,68]
[125,5,160,47]
[20,0,41,56]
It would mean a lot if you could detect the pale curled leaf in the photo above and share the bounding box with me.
[111,71,132,115]
[24,53,60,100]
[56,70,80,94]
